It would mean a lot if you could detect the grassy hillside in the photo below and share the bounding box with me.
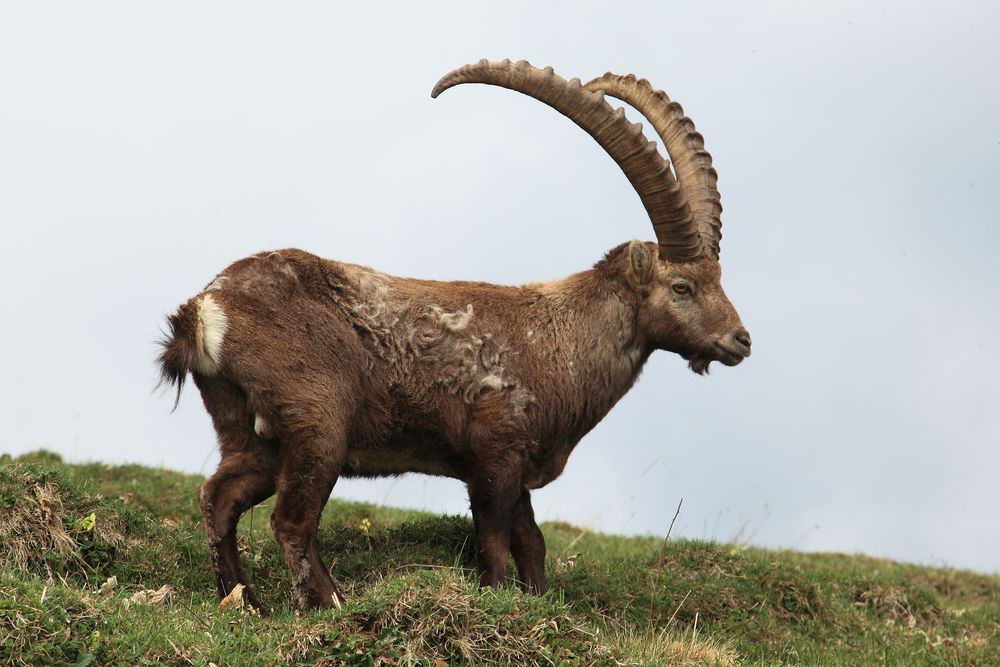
[1,452,997,666]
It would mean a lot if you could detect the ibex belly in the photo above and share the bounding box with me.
[342,446,461,479]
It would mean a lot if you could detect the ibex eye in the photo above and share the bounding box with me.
[672,283,692,296]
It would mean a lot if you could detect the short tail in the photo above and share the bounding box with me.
[156,301,201,411]
[157,294,230,410]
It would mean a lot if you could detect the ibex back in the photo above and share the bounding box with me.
[159,59,751,612]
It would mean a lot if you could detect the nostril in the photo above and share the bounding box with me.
[735,330,752,349]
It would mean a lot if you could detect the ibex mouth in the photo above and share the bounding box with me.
[714,339,750,364]
[687,341,748,375]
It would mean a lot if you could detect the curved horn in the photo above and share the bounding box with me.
[584,73,723,259]
[433,59,704,263]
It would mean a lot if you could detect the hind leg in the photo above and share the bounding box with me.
[195,376,279,610]
[269,412,348,611]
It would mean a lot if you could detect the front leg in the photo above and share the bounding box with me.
[467,464,523,588]
[510,489,547,594]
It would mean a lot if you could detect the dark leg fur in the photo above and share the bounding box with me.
[195,376,279,612]
[467,462,525,589]
[269,413,348,611]
[510,489,547,594]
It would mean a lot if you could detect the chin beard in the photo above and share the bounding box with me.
[688,357,713,375]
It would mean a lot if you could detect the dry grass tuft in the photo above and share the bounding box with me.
[856,585,913,622]
[373,576,571,664]
[280,622,332,663]
[854,583,939,628]
[279,570,620,666]
[0,467,126,576]
[1,479,78,570]
[605,623,741,666]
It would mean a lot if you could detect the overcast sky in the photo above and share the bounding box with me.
[2,1,998,573]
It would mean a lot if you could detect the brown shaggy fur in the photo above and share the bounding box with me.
[159,241,749,610]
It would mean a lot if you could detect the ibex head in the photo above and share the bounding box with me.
[433,60,751,374]
[624,239,749,373]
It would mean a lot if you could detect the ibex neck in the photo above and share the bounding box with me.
[529,269,650,444]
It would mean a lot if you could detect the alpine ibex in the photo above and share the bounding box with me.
[159,59,751,611]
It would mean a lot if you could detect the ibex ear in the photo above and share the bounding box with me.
[628,240,653,285]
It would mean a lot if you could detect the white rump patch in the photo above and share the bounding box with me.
[194,293,228,375]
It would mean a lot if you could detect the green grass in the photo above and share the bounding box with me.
[1,451,997,666]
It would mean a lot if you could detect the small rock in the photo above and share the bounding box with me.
[130,584,174,607]
[220,583,245,609]
[99,576,117,598]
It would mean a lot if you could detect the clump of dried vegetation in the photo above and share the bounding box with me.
[0,460,131,578]
[278,571,621,666]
